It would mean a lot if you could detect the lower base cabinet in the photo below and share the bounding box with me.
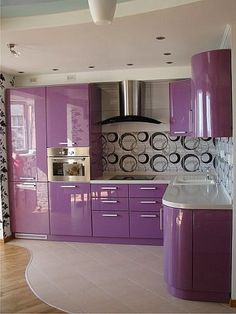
[163,206,232,302]
[10,182,50,234]
[130,212,162,238]
[92,211,129,237]
[49,183,91,236]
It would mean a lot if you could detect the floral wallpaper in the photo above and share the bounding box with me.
[214,137,233,199]
[102,131,216,173]
[0,73,14,239]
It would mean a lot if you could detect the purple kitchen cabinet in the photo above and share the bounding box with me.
[129,198,162,211]
[130,211,163,238]
[193,210,232,293]
[91,184,128,198]
[92,198,129,211]
[46,84,90,147]
[129,184,167,198]
[163,206,193,290]
[9,182,49,234]
[92,211,129,238]
[163,206,232,302]
[49,182,91,236]
[6,87,47,182]
[192,49,232,137]
[169,79,192,136]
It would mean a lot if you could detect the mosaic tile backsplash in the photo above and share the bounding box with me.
[102,132,217,173]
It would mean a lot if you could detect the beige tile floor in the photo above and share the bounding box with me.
[9,240,236,314]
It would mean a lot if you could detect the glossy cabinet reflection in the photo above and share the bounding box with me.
[49,183,92,236]
[7,87,47,182]
[46,85,90,147]
[10,182,49,234]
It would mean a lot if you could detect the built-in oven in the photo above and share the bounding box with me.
[47,147,90,182]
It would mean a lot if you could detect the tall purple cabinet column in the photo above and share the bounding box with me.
[192,49,232,137]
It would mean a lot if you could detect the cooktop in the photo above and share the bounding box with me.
[110,175,155,180]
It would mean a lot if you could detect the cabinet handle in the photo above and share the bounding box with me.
[174,131,187,134]
[19,177,35,180]
[102,214,119,217]
[140,187,156,190]
[16,183,36,189]
[189,109,193,133]
[140,200,158,204]
[59,142,76,145]
[101,187,118,190]
[19,183,36,186]
[101,200,119,203]
[140,214,158,218]
[60,185,77,188]
[160,206,163,230]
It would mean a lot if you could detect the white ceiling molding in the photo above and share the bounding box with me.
[2,0,203,31]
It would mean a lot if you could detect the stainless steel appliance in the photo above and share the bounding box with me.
[47,147,90,182]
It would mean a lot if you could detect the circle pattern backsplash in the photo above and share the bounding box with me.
[102,132,217,173]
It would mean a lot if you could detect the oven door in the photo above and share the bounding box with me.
[48,157,90,182]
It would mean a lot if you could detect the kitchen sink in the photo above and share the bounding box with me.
[173,174,216,185]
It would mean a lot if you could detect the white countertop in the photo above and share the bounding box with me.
[162,182,232,210]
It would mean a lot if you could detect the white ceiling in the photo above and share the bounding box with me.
[1,0,236,76]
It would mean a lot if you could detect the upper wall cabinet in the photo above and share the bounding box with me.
[6,87,47,182]
[169,79,192,136]
[192,49,232,137]
[46,84,90,147]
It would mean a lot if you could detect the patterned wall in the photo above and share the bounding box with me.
[214,137,233,199]
[102,131,216,173]
[0,73,14,239]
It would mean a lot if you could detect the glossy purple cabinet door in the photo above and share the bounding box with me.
[92,211,129,237]
[130,211,162,238]
[169,79,192,136]
[129,198,162,212]
[193,210,232,293]
[163,206,193,290]
[192,49,232,137]
[47,85,90,147]
[129,184,167,198]
[10,182,49,234]
[91,184,128,198]
[49,183,91,236]
[6,87,47,182]
[92,198,129,211]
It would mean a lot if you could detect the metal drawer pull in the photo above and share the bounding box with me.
[101,187,118,190]
[160,206,163,230]
[140,201,158,204]
[60,185,77,188]
[59,142,76,145]
[174,131,187,134]
[101,200,118,203]
[19,177,35,180]
[19,183,36,187]
[102,214,119,217]
[140,214,158,218]
[140,187,156,190]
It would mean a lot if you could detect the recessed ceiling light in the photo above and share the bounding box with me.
[156,36,166,40]
[88,65,95,69]
[18,71,24,74]
[127,63,134,66]
[164,52,171,56]
[52,68,59,71]
[166,61,173,64]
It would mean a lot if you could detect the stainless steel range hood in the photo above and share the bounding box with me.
[101,80,162,125]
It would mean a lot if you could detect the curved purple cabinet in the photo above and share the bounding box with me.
[191,49,232,137]
[6,87,47,182]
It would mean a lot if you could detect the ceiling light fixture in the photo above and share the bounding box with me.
[88,0,117,25]
[8,43,20,57]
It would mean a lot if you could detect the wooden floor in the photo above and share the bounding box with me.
[0,242,64,313]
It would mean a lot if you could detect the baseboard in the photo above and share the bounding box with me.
[2,235,14,243]
[230,299,236,307]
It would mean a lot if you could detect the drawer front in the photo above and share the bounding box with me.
[129,184,167,198]
[92,198,129,211]
[92,211,129,237]
[129,198,162,212]
[130,211,163,239]
[91,184,128,198]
